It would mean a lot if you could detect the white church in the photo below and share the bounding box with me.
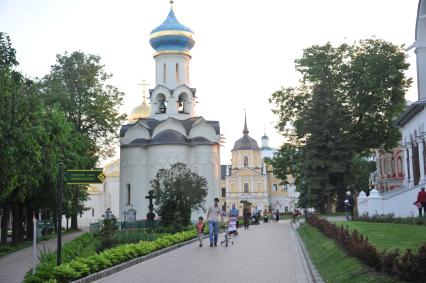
[358,0,426,217]
[79,5,221,224]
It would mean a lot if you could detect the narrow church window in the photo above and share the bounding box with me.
[272,184,277,192]
[92,208,94,217]
[176,63,180,83]
[243,156,248,167]
[163,63,166,83]
[221,187,226,197]
[127,184,131,205]
[244,183,249,193]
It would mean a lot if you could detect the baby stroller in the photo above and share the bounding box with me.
[221,216,238,247]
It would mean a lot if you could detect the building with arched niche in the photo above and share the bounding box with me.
[119,5,221,221]
[219,115,298,214]
[369,147,405,193]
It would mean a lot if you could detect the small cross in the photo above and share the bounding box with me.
[138,80,150,99]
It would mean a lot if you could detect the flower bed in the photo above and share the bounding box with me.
[25,230,197,283]
[306,215,426,282]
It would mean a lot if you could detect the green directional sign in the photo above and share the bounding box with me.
[65,170,105,184]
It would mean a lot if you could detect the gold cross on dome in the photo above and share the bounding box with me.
[138,80,150,99]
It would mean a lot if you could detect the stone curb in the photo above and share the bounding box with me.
[290,221,324,283]
[72,237,199,283]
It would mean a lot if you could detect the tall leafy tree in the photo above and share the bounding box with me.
[269,39,411,211]
[151,163,208,227]
[41,51,126,228]
[42,51,126,159]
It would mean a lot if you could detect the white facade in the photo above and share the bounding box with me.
[358,1,426,217]
[77,160,120,226]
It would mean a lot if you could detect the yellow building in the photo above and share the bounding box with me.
[220,116,298,214]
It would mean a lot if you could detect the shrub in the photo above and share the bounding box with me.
[69,260,90,277]
[25,229,198,282]
[77,257,99,273]
[355,213,425,226]
[53,263,80,282]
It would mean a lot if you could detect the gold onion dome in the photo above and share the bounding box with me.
[128,97,151,123]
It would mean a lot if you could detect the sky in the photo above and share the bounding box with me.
[0,0,420,164]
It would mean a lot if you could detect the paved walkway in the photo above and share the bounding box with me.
[0,230,86,283]
[97,220,314,283]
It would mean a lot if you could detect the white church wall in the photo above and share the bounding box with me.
[152,119,188,138]
[105,176,120,216]
[357,185,423,217]
[189,123,217,142]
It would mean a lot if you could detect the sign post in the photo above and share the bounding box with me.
[56,162,63,266]
[54,167,104,266]
[32,216,37,274]
[64,170,105,184]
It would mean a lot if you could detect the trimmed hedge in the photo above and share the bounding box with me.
[25,229,197,283]
[356,213,425,226]
[307,215,426,282]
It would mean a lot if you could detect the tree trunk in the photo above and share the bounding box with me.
[25,203,34,240]
[66,217,69,230]
[1,203,10,245]
[71,213,78,230]
[17,203,25,242]
[11,202,19,245]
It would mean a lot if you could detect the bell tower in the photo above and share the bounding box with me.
[148,2,197,120]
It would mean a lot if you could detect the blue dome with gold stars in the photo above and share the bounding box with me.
[149,7,195,54]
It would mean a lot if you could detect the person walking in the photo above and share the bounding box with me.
[344,199,352,221]
[271,210,276,223]
[275,209,280,222]
[263,209,269,223]
[196,216,205,247]
[345,191,354,218]
[207,198,223,247]
[243,206,250,229]
[415,187,426,217]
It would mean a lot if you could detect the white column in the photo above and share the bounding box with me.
[403,145,410,187]
[408,142,415,187]
[418,137,426,183]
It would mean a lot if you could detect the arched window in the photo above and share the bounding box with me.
[243,156,249,167]
[397,156,403,175]
[178,93,188,114]
[127,184,131,205]
[244,183,249,193]
[391,157,396,177]
[156,93,167,114]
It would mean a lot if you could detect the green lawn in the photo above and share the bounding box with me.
[298,224,403,283]
[335,221,426,251]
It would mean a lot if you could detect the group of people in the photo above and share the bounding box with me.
[196,198,282,247]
